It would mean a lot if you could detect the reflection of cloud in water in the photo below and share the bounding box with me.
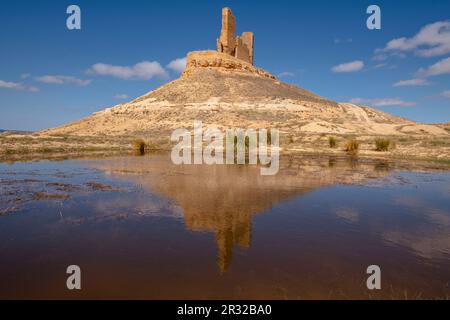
[383,196,450,259]
[429,209,450,226]
[383,230,450,259]
[334,207,359,223]
[393,195,425,208]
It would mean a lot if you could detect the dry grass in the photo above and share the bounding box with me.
[345,140,360,154]
[329,136,337,148]
[375,138,391,152]
[132,138,148,155]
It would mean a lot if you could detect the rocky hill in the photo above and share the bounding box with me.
[42,51,447,139]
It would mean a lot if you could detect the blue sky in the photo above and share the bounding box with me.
[1,0,450,131]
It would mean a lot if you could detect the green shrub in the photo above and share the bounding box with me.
[329,136,337,148]
[375,138,391,151]
[345,140,360,153]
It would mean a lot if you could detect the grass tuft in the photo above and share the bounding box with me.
[375,138,392,152]
[345,139,360,154]
[329,136,337,148]
[132,138,147,155]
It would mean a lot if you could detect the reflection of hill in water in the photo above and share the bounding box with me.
[93,155,392,272]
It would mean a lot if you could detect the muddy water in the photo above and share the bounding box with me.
[0,155,449,299]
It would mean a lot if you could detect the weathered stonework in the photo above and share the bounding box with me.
[183,51,276,80]
[217,7,236,56]
[217,7,254,65]
[180,8,274,80]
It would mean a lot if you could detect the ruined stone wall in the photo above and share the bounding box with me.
[217,7,236,55]
[217,7,254,65]
[183,51,275,80]
[235,38,251,64]
[240,32,254,65]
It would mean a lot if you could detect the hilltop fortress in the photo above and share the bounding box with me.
[217,7,254,65]
[183,7,275,79]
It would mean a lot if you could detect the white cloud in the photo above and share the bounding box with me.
[88,61,168,80]
[0,80,24,90]
[377,21,450,58]
[393,78,430,87]
[373,52,406,61]
[167,57,187,73]
[331,60,364,73]
[416,57,450,77]
[27,86,39,93]
[20,73,31,79]
[0,80,39,92]
[277,71,295,78]
[371,63,397,70]
[373,63,388,69]
[372,54,388,61]
[114,94,129,100]
[35,75,91,86]
[334,38,353,44]
[350,97,416,107]
[441,90,450,99]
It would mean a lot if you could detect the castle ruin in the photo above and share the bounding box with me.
[217,7,254,65]
[183,7,275,80]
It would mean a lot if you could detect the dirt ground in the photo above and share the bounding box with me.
[1,131,450,165]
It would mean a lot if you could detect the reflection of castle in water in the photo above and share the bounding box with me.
[175,166,306,273]
[93,155,391,272]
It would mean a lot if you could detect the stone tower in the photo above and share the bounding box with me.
[217,7,254,65]
[217,7,236,56]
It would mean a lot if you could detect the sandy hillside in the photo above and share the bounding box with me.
[42,51,448,138]
[2,51,449,162]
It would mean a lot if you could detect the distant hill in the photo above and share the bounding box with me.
[0,129,33,135]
